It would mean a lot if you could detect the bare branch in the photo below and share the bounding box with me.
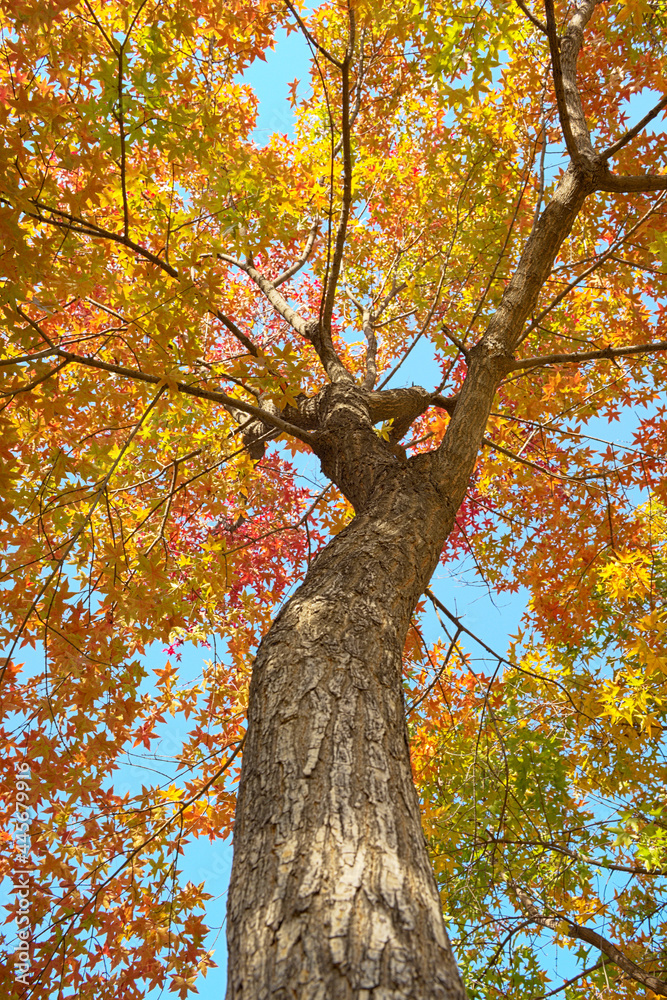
[116,45,130,237]
[601,94,667,160]
[511,340,667,372]
[372,308,417,330]
[483,435,605,487]
[528,961,609,1000]
[514,0,548,34]
[405,622,462,716]
[517,890,667,997]
[1,358,70,399]
[222,236,353,384]
[519,193,666,340]
[221,255,310,338]
[491,410,652,456]
[320,58,353,348]
[377,269,448,389]
[598,171,667,193]
[15,309,315,446]
[273,220,320,286]
[485,835,667,876]
[464,153,538,338]
[27,200,260,356]
[115,0,151,236]
[282,0,344,69]
[332,26,365,159]
[426,588,512,667]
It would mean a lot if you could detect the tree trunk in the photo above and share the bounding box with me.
[225,454,467,999]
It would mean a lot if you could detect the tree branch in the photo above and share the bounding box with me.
[221,255,310,338]
[544,0,579,162]
[282,0,343,69]
[15,309,316,446]
[598,171,667,193]
[116,43,130,237]
[361,308,378,390]
[545,0,597,166]
[365,386,458,432]
[511,340,667,371]
[332,30,365,160]
[517,890,667,997]
[319,55,353,353]
[426,588,512,667]
[601,94,667,161]
[376,267,449,389]
[483,435,605,486]
[273,219,320,286]
[27,200,260,356]
[514,0,548,34]
[221,248,353,384]
[478,833,667,876]
[519,192,666,340]
[1,358,70,399]
[528,960,609,1000]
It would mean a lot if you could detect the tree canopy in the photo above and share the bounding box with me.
[2,0,667,997]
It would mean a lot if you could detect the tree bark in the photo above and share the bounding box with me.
[225,453,467,999]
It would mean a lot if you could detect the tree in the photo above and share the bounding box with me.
[1,0,667,996]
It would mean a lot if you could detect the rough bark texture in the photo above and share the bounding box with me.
[226,455,467,999]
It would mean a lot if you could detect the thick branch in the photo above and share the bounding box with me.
[544,0,579,162]
[235,259,310,338]
[545,0,597,167]
[366,386,457,429]
[361,308,378,389]
[221,254,352,383]
[558,0,598,163]
[598,171,667,193]
[430,2,599,502]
